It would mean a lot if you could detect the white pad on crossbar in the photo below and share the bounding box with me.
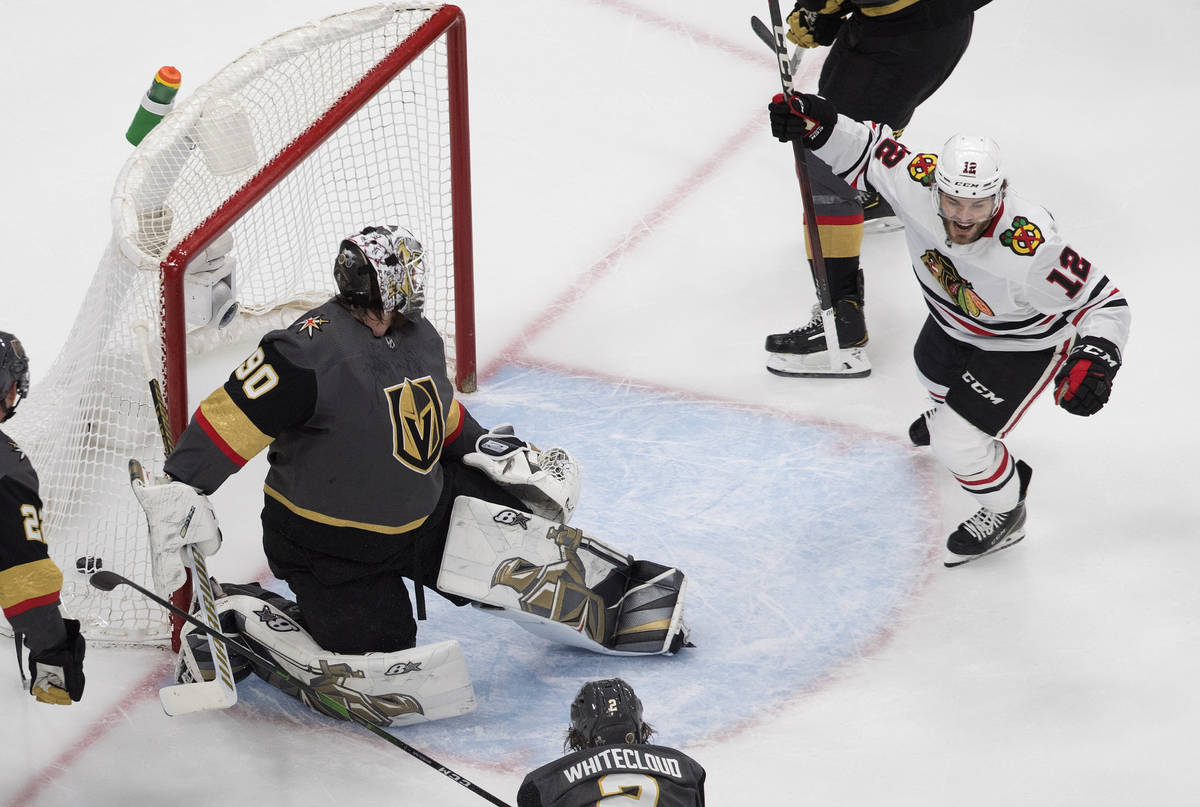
[221,594,475,727]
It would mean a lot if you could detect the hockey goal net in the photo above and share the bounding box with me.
[5,4,474,645]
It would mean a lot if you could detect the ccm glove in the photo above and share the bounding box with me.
[1054,336,1121,416]
[28,619,86,705]
[786,0,848,48]
[769,92,838,148]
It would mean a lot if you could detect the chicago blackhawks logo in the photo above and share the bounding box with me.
[908,153,938,186]
[999,216,1044,256]
[384,376,445,473]
[921,250,994,318]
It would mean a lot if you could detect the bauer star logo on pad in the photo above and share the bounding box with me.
[252,604,299,632]
[296,316,329,337]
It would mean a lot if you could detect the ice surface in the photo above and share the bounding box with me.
[1,2,1197,805]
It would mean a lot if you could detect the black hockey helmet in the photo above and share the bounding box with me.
[333,225,425,319]
[569,678,646,748]
[0,331,30,421]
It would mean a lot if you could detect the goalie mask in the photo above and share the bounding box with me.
[334,225,426,319]
[569,678,647,748]
[0,331,30,421]
[932,134,1006,227]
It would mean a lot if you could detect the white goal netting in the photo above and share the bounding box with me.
[5,4,471,644]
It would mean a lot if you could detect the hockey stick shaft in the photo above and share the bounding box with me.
[764,0,841,362]
[750,14,804,73]
[131,322,232,705]
[88,570,514,807]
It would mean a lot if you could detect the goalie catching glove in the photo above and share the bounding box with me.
[462,424,582,524]
[130,475,222,597]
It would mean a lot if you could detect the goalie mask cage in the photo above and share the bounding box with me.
[5,4,474,646]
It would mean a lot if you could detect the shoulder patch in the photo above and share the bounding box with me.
[296,315,329,337]
[998,216,1045,256]
[908,153,938,186]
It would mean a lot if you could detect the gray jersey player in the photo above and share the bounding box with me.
[132,227,691,727]
[518,678,707,807]
[0,331,86,705]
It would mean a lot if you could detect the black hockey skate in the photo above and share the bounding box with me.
[858,187,903,234]
[765,298,871,378]
[909,410,933,446]
[765,298,868,354]
[944,460,1033,568]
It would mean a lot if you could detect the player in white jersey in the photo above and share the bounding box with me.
[767,92,1130,566]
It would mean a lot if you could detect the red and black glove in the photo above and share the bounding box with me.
[769,92,838,148]
[1054,336,1121,416]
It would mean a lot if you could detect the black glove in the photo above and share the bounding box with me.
[1054,336,1121,416]
[28,618,86,705]
[786,0,848,48]
[769,92,838,149]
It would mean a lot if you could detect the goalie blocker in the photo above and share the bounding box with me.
[438,497,691,656]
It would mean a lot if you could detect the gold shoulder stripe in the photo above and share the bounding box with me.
[199,387,273,462]
[859,0,922,16]
[265,484,429,534]
[0,558,63,611]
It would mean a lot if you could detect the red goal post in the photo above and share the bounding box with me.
[6,4,475,646]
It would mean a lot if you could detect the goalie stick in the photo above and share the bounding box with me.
[131,321,237,716]
[88,570,514,807]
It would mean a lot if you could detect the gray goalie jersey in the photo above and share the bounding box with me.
[165,299,484,557]
[517,743,706,807]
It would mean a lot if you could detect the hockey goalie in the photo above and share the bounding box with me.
[130,225,690,728]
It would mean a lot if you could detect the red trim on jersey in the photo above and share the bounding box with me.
[815,213,866,226]
[196,408,250,467]
[930,300,996,336]
[999,340,1072,438]
[1070,287,1121,326]
[956,444,1011,487]
[4,591,61,619]
[445,401,466,446]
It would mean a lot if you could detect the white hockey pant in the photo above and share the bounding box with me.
[927,404,1024,512]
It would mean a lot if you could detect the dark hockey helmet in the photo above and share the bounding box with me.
[0,331,30,421]
[333,225,426,319]
[570,678,645,747]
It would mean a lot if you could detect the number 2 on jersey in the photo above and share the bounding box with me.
[596,773,660,804]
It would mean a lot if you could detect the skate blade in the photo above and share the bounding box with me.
[943,531,1026,568]
[863,217,904,235]
[766,347,871,378]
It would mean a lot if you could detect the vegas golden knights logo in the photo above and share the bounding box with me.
[298,659,425,727]
[490,525,608,644]
[384,376,445,473]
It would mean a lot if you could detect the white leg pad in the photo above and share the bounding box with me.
[438,497,689,655]
[221,594,475,727]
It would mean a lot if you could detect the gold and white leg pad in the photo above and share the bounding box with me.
[220,594,476,727]
[437,497,690,656]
